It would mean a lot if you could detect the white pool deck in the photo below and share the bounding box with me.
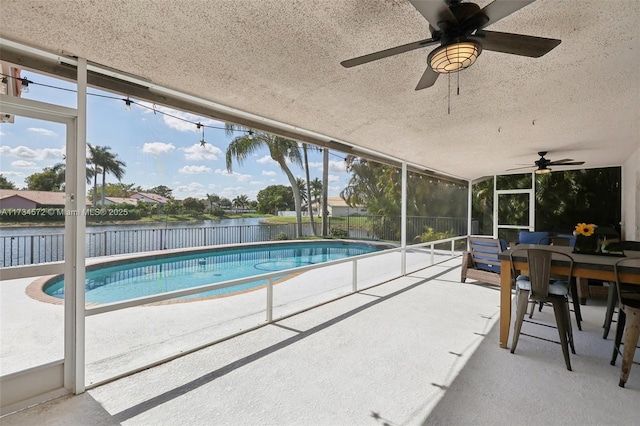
[2,255,640,425]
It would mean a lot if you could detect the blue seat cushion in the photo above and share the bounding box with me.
[518,231,551,245]
[473,239,508,273]
[516,278,569,296]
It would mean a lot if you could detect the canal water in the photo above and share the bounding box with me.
[0,217,268,237]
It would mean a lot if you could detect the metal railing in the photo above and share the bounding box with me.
[1,215,467,267]
[1,223,297,267]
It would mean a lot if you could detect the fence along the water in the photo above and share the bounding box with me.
[0,216,466,266]
[2,223,297,267]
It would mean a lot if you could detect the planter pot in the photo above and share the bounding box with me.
[574,234,599,254]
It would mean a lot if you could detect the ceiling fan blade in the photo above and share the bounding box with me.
[472,30,561,57]
[408,0,457,30]
[505,165,535,171]
[415,66,439,90]
[478,0,536,29]
[341,38,438,68]
[546,158,572,165]
[548,161,585,166]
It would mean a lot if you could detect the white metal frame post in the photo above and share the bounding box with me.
[69,57,87,394]
[401,162,407,275]
[494,173,536,239]
[467,179,473,247]
[0,95,80,413]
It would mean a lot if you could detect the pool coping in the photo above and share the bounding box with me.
[25,239,395,306]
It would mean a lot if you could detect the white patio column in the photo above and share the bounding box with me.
[65,57,87,394]
[492,175,498,238]
[401,162,407,275]
[467,179,472,248]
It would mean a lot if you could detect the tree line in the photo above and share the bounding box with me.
[0,130,333,233]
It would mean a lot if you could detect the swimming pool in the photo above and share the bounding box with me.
[40,240,393,303]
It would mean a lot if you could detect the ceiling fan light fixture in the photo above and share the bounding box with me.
[535,166,551,175]
[428,40,482,74]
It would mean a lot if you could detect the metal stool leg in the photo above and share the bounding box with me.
[552,298,572,371]
[603,282,617,339]
[570,277,582,330]
[611,309,626,366]
[511,289,529,354]
[619,308,640,388]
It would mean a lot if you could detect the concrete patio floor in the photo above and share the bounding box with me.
[2,258,639,425]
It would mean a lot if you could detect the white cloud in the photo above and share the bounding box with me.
[308,160,347,173]
[173,182,207,199]
[219,186,246,199]
[215,168,253,182]
[215,169,233,176]
[262,170,276,176]
[142,142,175,154]
[0,170,24,177]
[179,165,212,174]
[256,155,277,165]
[0,145,64,160]
[27,127,56,137]
[184,143,223,161]
[328,185,343,195]
[11,160,38,169]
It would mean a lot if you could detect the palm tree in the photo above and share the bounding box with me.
[225,127,304,237]
[88,144,126,207]
[302,143,317,236]
[206,193,220,212]
[231,195,250,213]
[237,194,250,211]
[51,161,94,191]
[88,144,106,207]
[322,148,329,236]
[100,153,126,207]
[310,177,323,217]
[295,177,308,205]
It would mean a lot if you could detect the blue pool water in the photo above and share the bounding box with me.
[43,241,391,303]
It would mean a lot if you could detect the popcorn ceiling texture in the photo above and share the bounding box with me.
[0,0,638,180]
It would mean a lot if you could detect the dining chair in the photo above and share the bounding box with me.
[524,233,582,330]
[516,231,550,317]
[602,241,640,339]
[510,248,575,371]
[609,257,640,388]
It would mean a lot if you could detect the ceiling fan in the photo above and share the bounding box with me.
[507,152,585,174]
[340,0,561,90]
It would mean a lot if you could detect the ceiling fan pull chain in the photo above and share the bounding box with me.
[457,70,460,96]
[448,73,451,115]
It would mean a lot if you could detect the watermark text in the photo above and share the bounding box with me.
[0,208,129,217]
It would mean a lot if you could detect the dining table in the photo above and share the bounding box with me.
[498,245,640,349]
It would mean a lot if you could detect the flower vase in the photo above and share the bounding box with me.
[574,234,598,254]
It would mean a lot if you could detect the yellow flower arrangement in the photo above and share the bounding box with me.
[574,223,596,237]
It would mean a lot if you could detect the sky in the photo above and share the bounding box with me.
[0,71,351,201]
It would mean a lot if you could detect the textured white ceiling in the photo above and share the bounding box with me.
[1,0,638,180]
